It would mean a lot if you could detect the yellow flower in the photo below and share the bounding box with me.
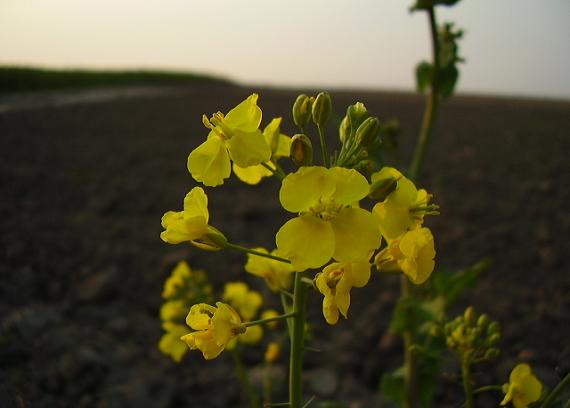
[501,364,543,408]
[245,248,293,292]
[222,282,263,321]
[372,167,438,240]
[159,300,187,322]
[261,309,280,329]
[240,325,263,345]
[233,117,291,185]
[158,322,190,362]
[187,93,271,186]
[180,302,245,360]
[160,187,227,250]
[375,227,435,284]
[264,342,281,363]
[315,262,371,325]
[276,166,382,271]
[162,260,191,298]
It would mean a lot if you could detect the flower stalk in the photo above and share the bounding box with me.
[290,271,309,408]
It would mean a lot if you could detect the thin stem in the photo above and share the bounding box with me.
[281,292,293,338]
[401,276,418,408]
[290,271,308,408]
[563,397,570,408]
[272,160,287,179]
[540,371,570,408]
[408,7,440,182]
[244,312,296,327]
[227,243,291,264]
[473,385,503,395]
[317,125,330,167]
[461,358,475,408]
[262,162,285,180]
[231,348,260,408]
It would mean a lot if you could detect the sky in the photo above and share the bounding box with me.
[1,0,569,99]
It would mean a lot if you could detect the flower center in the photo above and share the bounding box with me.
[326,267,345,289]
[202,112,234,140]
[309,198,343,221]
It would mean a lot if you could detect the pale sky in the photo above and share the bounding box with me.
[1,0,569,99]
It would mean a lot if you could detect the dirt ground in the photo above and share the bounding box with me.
[1,85,569,408]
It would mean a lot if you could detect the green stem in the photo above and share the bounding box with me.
[473,385,503,395]
[281,292,293,338]
[408,7,440,182]
[563,397,570,408]
[317,125,330,167]
[290,271,308,408]
[461,358,475,408]
[231,348,260,408]
[244,312,296,327]
[401,9,441,408]
[227,243,291,264]
[262,162,285,180]
[540,372,570,408]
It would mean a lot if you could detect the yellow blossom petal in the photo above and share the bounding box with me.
[322,295,339,325]
[211,302,243,346]
[186,303,216,331]
[330,207,382,263]
[245,248,293,292]
[279,166,336,213]
[183,187,209,222]
[328,167,370,206]
[276,214,335,270]
[239,325,263,344]
[187,135,231,187]
[232,162,273,185]
[226,129,271,167]
[158,323,190,362]
[223,93,262,132]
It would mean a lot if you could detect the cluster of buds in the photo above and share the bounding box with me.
[444,306,501,361]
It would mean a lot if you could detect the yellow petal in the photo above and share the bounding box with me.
[322,295,339,325]
[186,303,216,331]
[349,262,371,288]
[192,330,225,360]
[226,130,271,167]
[331,207,382,263]
[160,211,193,244]
[223,93,262,132]
[276,215,335,271]
[187,136,231,187]
[158,324,190,362]
[371,167,403,184]
[329,167,370,205]
[239,325,263,344]
[373,200,411,241]
[233,162,273,185]
[183,187,209,222]
[518,374,542,406]
[273,133,292,158]
[279,166,335,213]
[511,364,532,382]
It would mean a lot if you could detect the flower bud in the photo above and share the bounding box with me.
[369,175,398,201]
[355,117,381,147]
[292,94,313,129]
[487,333,501,346]
[339,116,351,144]
[477,314,489,330]
[484,348,500,360]
[265,342,281,364]
[463,306,475,325]
[487,321,500,336]
[290,134,313,166]
[312,92,332,128]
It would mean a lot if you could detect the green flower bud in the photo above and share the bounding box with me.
[477,314,489,330]
[292,94,313,129]
[369,175,398,201]
[463,306,475,325]
[347,102,369,131]
[312,92,332,128]
[290,134,313,166]
[487,333,501,346]
[355,117,381,147]
[484,348,500,360]
[487,321,500,336]
[339,116,351,144]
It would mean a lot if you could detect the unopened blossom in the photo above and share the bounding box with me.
[187,94,271,186]
[245,248,293,292]
[180,302,245,360]
[375,227,435,284]
[160,187,227,250]
[162,260,191,298]
[501,364,543,408]
[276,166,382,271]
[315,262,371,324]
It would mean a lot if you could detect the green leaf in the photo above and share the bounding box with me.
[416,61,433,93]
[380,367,405,406]
[410,0,462,11]
[438,65,459,98]
[430,258,491,306]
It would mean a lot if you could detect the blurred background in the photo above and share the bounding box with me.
[1,1,569,408]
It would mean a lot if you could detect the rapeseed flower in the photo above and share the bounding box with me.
[501,364,543,408]
[160,187,227,250]
[222,282,263,321]
[245,248,293,292]
[315,262,371,324]
[372,167,438,240]
[161,260,191,298]
[187,94,271,186]
[265,342,281,363]
[233,118,291,185]
[158,322,190,362]
[276,166,382,271]
[375,227,435,284]
[159,300,187,321]
[180,302,245,360]
[261,309,280,329]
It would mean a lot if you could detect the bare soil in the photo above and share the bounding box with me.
[1,85,569,408]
